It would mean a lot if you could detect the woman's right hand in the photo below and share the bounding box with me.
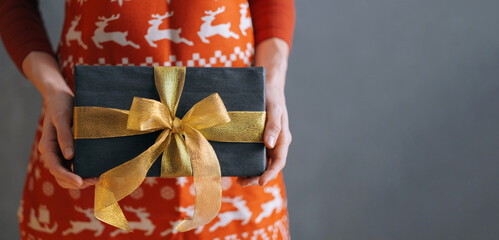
[23,51,96,189]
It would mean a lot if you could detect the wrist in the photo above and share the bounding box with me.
[43,79,73,100]
[256,38,289,57]
[22,51,72,100]
[266,82,285,95]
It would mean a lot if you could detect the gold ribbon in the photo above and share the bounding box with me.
[73,66,265,232]
[74,109,266,143]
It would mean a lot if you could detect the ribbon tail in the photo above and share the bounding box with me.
[94,130,171,231]
[175,124,222,232]
[94,185,131,231]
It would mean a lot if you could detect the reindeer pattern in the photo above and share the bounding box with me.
[64,3,251,50]
[198,6,240,43]
[145,11,193,47]
[239,3,252,36]
[110,206,156,236]
[62,206,105,237]
[19,0,290,238]
[255,185,285,223]
[209,196,253,232]
[65,15,88,49]
[91,14,140,49]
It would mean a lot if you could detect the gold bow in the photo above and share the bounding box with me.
[87,67,230,232]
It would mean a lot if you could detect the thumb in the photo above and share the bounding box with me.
[52,112,74,160]
[264,102,282,149]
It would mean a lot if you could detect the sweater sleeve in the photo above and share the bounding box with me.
[0,0,54,75]
[249,0,296,50]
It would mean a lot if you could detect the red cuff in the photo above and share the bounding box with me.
[249,0,296,51]
[0,0,54,75]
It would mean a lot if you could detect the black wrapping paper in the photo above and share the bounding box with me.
[73,65,266,178]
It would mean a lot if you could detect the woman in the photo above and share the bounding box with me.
[0,0,294,239]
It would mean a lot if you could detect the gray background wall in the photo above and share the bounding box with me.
[1,0,498,239]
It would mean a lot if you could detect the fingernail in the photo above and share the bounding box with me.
[65,148,73,158]
[267,136,276,148]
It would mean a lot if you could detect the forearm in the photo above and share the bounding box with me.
[22,51,72,100]
[255,38,289,93]
[26,51,89,188]
[240,38,292,186]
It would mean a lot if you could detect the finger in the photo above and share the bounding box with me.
[54,176,81,189]
[259,136,291,186]
[39,116,84,189]
[282,107,292,144]
[77,179,95,189]
[82,178,97,188]
[264,101,283,149]
[259,157,284,186]
[51,110,74,160]
[57,177,96,189]
[237,176,260,187]
[38,116,57,155]
[43,149,83,186]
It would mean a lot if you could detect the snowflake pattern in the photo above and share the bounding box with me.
[175,177,188,187]
[68,189,81,200]
[130,187,144,199]
[160,186,175,200]
[144,178,158,187]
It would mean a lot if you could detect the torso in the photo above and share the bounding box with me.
[19,1,289,239]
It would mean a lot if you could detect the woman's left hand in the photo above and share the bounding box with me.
[237,38,292,187]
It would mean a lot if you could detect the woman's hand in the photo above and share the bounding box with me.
[23,51,96,189]
[237,38,293,187]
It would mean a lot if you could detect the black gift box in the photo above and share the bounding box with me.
[73,66,266,178]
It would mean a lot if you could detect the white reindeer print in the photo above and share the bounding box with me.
[62,206,104,237]
[91,14,140,49]
[145,12,193,47]
[159,220,184,236]
[160,206,207,235]
[198,6,239,44]
[239,3,252,36]
[209,196,252,232]
[110,206,155,237]
[65,15,88,49]
[171,206,204,234]
[255,185,283,223]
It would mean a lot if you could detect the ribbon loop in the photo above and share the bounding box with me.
[182,93,231,130]
[127,97,171,131]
